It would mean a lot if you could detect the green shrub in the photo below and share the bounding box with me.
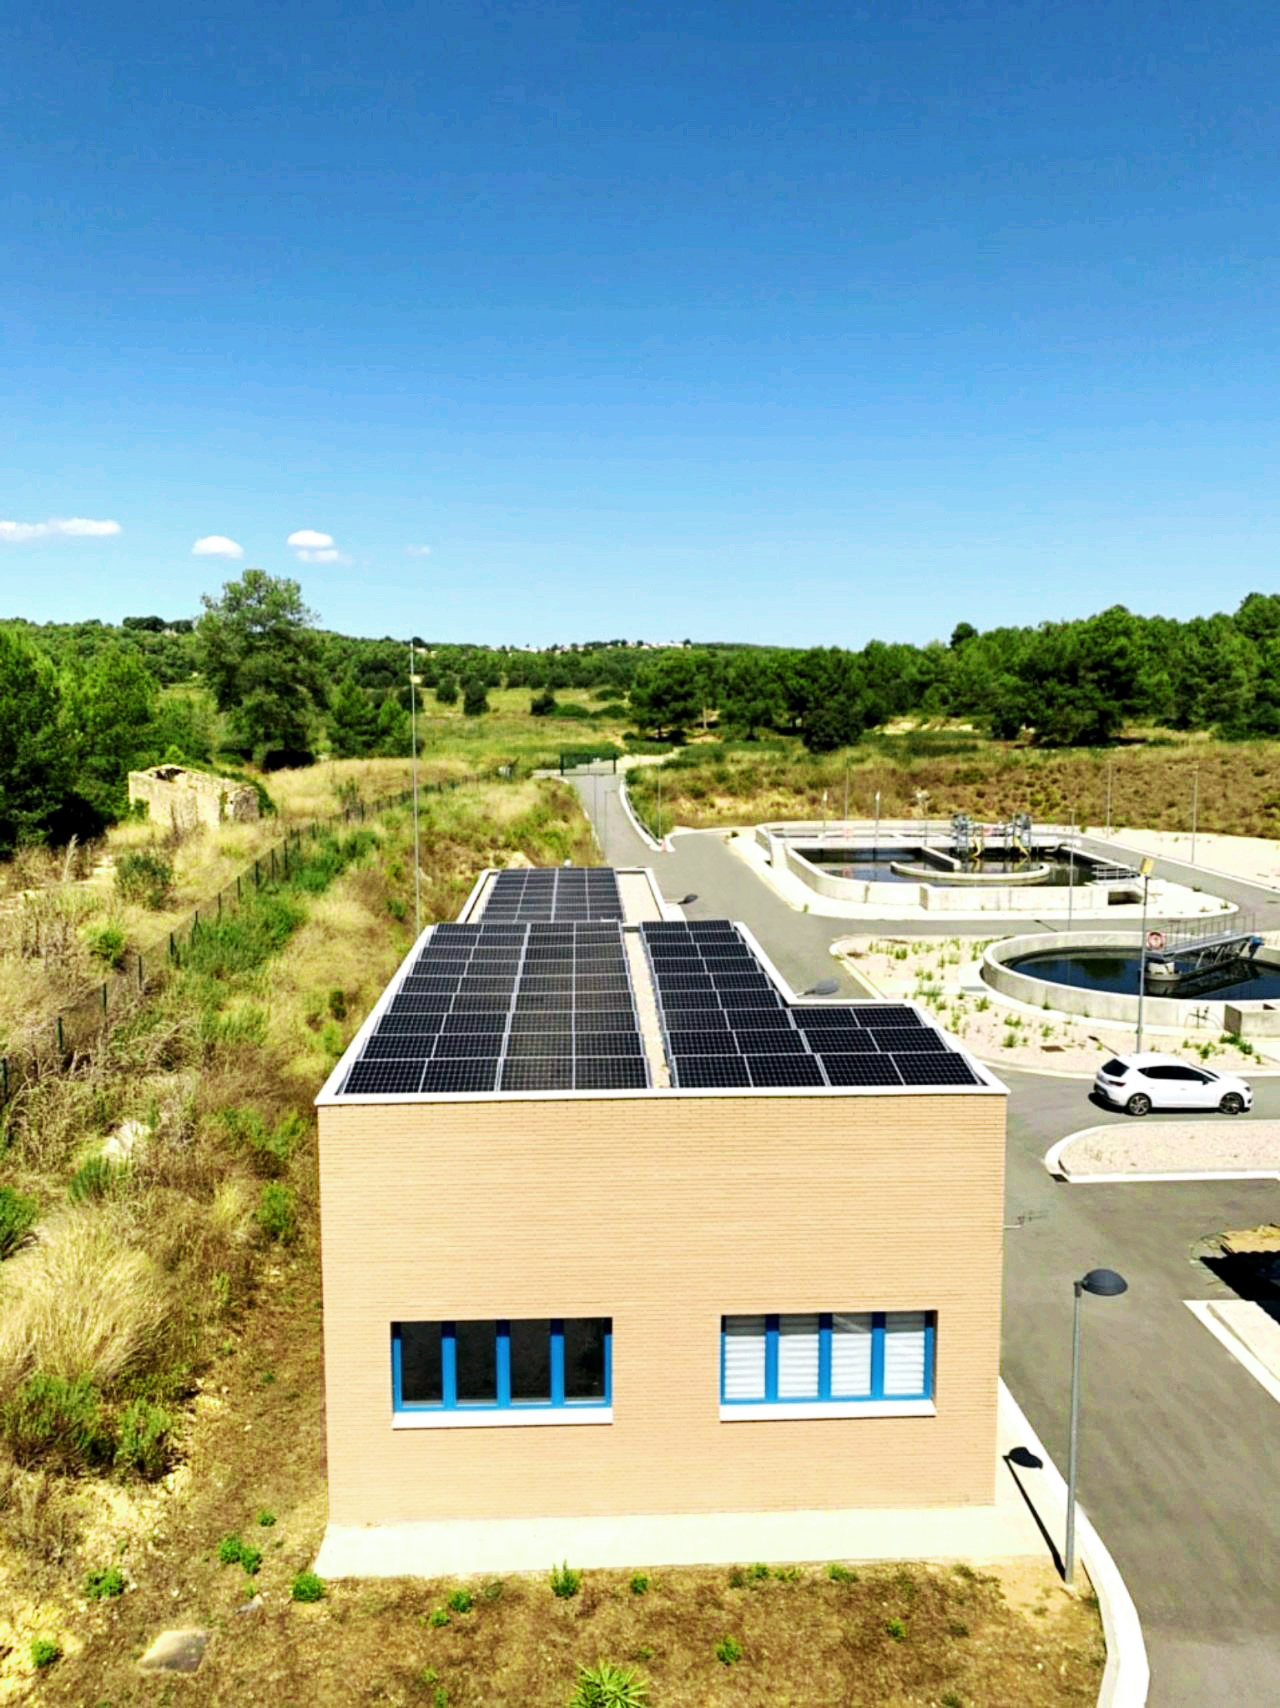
[327,987,347,1020]
[747,1562,770,1581]
[68,1155,125,1203]
[947,1620,970,1638]
[427,1607,450,1628]
[2,1373,110,1470]
[568,1661,650,1707]
[257,1182,297,1244]
[291,1570,325,1602]
[775,1564,802,1582]
[629,1572,649,1595]
[84,1566,126,1600]
[941,1694,964,1708]
[115,1398,173,1478]
[885,1617,907,1642]
[84,921,127,968]
[826,1563,858,1583]
[550,1561,581,1599]
[386,896,407,921]
[714,1637,743,1666]
[446,1588,472,1614]
[257,1508,277,1527]
[30,1638,60,1669]
[222,1108,304,1179]
[115,850,174,909]
[0,1185,37,1259]
[238,1544,263,1576]
[218,1534,245,1566]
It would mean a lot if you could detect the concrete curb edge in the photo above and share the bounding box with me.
[999,1380,1149,1708]
[1045,1125,1280,1184]
[616,777,665,853]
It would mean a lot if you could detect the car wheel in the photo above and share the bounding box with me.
[1220,1093,1245,1116]
[1125,1093,1152,1117]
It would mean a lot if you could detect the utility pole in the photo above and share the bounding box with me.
[842,760,850,832]
[1105,761,1113,838]
[1136,859,1154,1051]
[1190,766,1199,866]
[656,769,663,846]
[1067,807,1076,931]
[409,640,421,938]
[873,790,881,863]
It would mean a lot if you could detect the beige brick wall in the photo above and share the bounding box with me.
[318,1090,1005,1527]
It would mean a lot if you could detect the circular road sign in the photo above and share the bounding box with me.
[1146,930,1166,951]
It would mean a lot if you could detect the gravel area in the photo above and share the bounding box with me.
[1062,1120,1280,1177]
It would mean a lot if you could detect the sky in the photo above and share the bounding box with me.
[2,0,1278,646]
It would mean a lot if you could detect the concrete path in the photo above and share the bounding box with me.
[565,774,1280,1708]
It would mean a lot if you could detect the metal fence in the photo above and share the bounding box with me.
[0,768,511,1107]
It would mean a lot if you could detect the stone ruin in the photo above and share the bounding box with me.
[127,765,260,832]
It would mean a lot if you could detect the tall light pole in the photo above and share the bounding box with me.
[1190,765,1199,866]
[1065,1267,1128,1584]
[842,760,850,833]
[1135,857,1154,1052]
[873,790,881,864]
[409,641,421,938]
[1066,807,1076,931]
[1105,761,1113,837]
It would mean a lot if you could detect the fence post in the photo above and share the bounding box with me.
[1,1057,7,1103]
[255,859,261,888]
[138,951,144,990]
[101,982,108,1014]
[237,874,242,902]
[169,931,176,962]
[218,890,222,920]
[56,1015,64,1054]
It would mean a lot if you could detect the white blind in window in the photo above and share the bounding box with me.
[777,1314,821,1398]
[883,1311,929,1396]
[830,1312,873,1397]
[723,1315,766,1400]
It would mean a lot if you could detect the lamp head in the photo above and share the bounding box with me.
[1079,1268,1128,1298]
[809,977,840,998]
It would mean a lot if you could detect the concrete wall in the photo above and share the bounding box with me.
[318,1088,1006,1528]
[127,765,259,831]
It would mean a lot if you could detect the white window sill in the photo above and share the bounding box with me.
[719,1400,936,1422]
[392,1408,613,1430]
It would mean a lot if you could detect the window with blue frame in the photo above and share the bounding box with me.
[393,1318,611,1412]
[720,1312,934,1404]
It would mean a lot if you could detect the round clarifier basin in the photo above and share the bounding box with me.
[983,933,1280,1028]
[796,846,1074,887]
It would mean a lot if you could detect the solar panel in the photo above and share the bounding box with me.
[743,1053,826,1088]
[421,1059,500,1093]
[872,1026,946,1052]
[790,1006,868,1029]
[484,867,623,922]
[818,1054,904,1087]
[674,1055,751,1088]
[342,1060,425,1095]
[890,1052,981,1085]
[500,1058,574,1091]
[360,1033,437,1059]
[857,1006,925,1029]
[574,1057,648,1090]
[574,1031,644,1057]
[667,1031,740,1057]
[734,1028,809,1055]
[795,1026,879,1053]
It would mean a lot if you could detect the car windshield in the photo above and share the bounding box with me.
[1101,1059,1127,1076]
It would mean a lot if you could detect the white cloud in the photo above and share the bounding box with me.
[295,547,342,563]
[191,534,244,559]
[0,516,122,543]
[286,528,334,550]
[406,544,432,557]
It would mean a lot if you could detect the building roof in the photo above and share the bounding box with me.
[317,866,1004,1105]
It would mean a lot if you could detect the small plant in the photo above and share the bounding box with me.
[238,1544,263,1576]
[386,896,407,921]
[84,1566,126,1600]
[942,1694,965,1708]
[0,1185,37,1259]
[480,1578,504,1601]
[1002,1030,1018,1049]
[257,1181,298,1244]
[952,1563,976,1580]
[775,1564,802,1582]
[2,1372,110,1470]
[714,1636,743,1666]
[885,1617,907,1642]
[629,1572,649,1595]
[257,1508,277,1527]
[68,1155,124,1203]
[446,1588,472,1614]
[417,1669,438,1688]
[433,1690,449,1708]
[550,1560,581,1599]
[30,1638,60,1669]
[115,849,174,909]
[84,920,127,968]
[975,995,990,1013]
[947,1619,969,1637]
[568,1661,650,1707]
[218,1534,246,1566]
[327,987,347,1020]
[747,1561,770,1581]
[291,1569,326,1602]
[826,1563,858,1583]
[427,1607,450,1628]
[115,1398,172,1478]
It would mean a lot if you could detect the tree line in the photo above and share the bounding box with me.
[3,575,1279,854]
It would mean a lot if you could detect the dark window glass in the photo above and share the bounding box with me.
[454,1320,497,1404]
[399,1322,442,1404]
[564,1317,609,1401]
[1142,1066,1173,1080]
[1101,1060,1127,1076]
[510,1319,552,1403]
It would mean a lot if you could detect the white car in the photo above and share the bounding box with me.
[1093,1052,1253,1117]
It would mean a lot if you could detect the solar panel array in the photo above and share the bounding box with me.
[481,867,623,923]
[340,920,649,1095]
[640,921,982,1090]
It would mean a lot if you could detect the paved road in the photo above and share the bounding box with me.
[571,770,1280,1707]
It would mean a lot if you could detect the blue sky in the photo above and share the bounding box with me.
[2,0,1277,645]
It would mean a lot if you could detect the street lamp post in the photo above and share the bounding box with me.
[1105,761,1113,837]
[873,790,881,863]
[1065,1267,1129,1584]
[1190,766,1199,866]
[1136,858,1154,1052]
[409,641,421,939]
[1067,809,1076,932]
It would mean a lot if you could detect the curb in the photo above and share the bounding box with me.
[1184,1299,1280,1406]
[616,778,665,853]
[999,1381,1149,1707]
[1044,1125,1280,1184]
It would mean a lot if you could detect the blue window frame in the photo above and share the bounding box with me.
[392,1318,612,1413]
[720,1312,934,1404]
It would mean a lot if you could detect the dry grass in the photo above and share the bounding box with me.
[627,737,1280,840]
